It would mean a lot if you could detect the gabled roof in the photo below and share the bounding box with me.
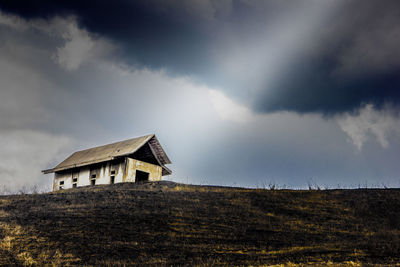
[42,134,171,174]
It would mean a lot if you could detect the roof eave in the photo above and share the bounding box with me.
[148,135,172,165]
[42,168,55,174]
[162,165,172,176]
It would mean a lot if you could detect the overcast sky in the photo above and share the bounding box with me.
[0,0,399,192]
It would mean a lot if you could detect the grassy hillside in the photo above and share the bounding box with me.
[0,181,399,266]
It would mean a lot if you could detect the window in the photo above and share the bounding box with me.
[59,181,64,185]
[90,172,96,186]
[72,171,79,179]
[90,168,99,186]
[110,170,116,175]
[110,176,115,184]
[72,177,78,188]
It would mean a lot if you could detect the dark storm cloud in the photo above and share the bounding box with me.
[0,0,219,77]
[257,54,400,115]
[255,0,400,115]
[1,0,400,115]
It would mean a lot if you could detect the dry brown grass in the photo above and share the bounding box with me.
[0,181,399,265]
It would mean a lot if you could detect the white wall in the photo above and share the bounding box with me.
[53,160,126,191]
[53,172,72,191]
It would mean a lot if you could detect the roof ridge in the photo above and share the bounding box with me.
[72,133,155,154]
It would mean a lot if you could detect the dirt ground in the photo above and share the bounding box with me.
[0,181,399,266]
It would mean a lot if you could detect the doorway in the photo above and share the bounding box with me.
[135,170,149,182]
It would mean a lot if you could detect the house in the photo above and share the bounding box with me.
[42,134,172,191]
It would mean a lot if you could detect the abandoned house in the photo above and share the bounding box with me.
[42,134,172,191]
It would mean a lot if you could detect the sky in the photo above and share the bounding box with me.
[0,0,399,192]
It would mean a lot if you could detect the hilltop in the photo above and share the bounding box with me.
[0,181,399,265]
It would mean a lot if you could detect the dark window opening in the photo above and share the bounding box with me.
[110,176,115,184]
[91,174,96,179]
[135,170,149,183]
[72,183,77,188]
[59,181,64,185]
[72,178,78,183]
[91,179,96,186]
[72,172,79,179]
[110,170,116,175]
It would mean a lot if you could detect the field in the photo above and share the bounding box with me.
[0,181,399,266]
